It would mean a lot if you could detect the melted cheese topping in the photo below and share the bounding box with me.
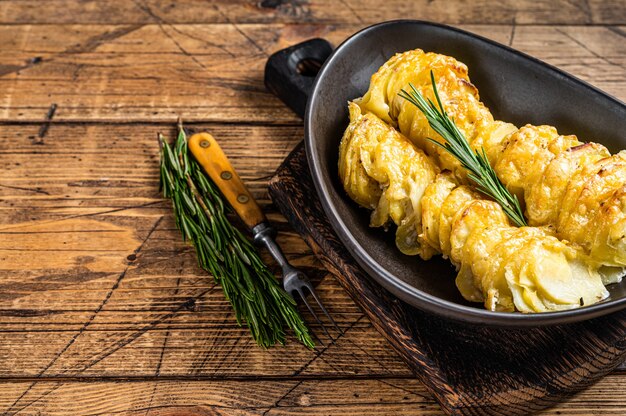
[338,104,609,312]
[357,48,626,271]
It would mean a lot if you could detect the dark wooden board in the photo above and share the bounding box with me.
[268,142,626,416]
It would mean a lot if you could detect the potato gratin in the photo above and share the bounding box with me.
[339,50,624,313]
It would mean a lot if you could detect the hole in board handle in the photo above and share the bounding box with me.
[295,58,323,77]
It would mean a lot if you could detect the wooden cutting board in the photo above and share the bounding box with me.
[268,142,626,416]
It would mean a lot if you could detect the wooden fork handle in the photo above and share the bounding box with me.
[188,132,266,230]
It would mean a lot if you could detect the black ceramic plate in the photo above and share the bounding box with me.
[268,20,626,326]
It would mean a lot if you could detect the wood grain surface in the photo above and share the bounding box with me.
[0,1,625,414]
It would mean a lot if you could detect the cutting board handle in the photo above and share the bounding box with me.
[264,38,333,118]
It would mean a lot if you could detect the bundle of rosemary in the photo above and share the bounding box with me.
[159,123,314,348]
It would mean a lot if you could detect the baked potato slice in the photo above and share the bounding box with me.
[526,142,610,225]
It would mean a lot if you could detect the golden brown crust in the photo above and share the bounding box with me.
[339,104,609,312]
[338,102,438,259]
[357,48,626,268]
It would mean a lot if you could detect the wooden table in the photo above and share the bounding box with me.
[1,1,625,414]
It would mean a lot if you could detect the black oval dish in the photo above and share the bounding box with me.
[272,20,626,326]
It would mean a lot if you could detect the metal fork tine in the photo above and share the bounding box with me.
[305,285,343,335]
[297,288,332,341]
[292,290,325,347]
[311,331,325,348]
[307,319,326,347]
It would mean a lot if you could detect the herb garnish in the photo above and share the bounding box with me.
[399,71,527,227]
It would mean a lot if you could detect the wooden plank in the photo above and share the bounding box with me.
[0,223,410,378]
[0,121,412,379]
[0,123,302,200]
[0,277,407,378]
[0,0,625,25]
[1,374,625,415]
[1,24,625,122]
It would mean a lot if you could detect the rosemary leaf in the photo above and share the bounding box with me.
[399,71,527,227]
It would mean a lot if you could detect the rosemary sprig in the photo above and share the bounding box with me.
[159,123,314,348]
[398,71,527,227]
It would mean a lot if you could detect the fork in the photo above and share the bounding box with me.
[188,132,342,343]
